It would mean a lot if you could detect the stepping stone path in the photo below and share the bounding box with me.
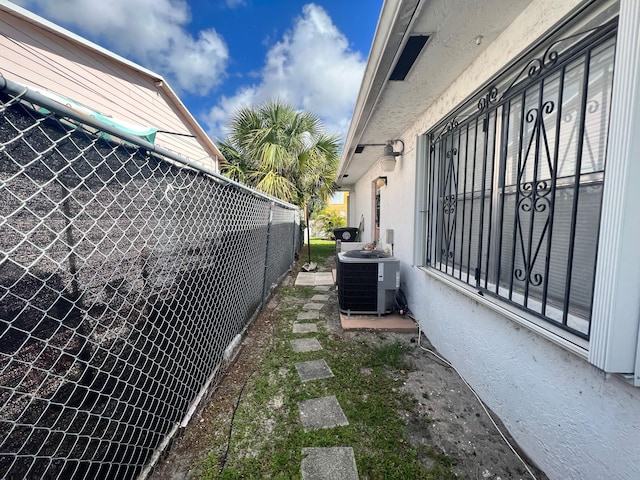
[301,447,359,480]
[293,322,318,334]
[297,310,320,321]
[302,302,324,310]
[291,271,359,479]
[295,272,335,286]
[298,395,349,431]
[295,359,334,382]
[290,338,323,353]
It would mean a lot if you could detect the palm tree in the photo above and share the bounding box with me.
[219,100,340,209]
[219,100,341,263]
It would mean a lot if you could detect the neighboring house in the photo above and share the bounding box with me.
[326,191,349,219]
[0,0,223,171]
[308,192,349,238]
[338,0,640,478]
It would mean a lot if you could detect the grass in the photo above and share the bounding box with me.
[299,238,336,266]
[198,243,455,479]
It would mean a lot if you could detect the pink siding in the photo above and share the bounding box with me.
[0,7,220,172]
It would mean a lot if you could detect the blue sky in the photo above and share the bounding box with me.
[13,0,383,140]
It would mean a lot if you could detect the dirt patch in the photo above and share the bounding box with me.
[149,288,287,479]
[399,333,546,480]
[151,271,547,479]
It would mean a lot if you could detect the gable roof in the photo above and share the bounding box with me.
[0,0,225,167]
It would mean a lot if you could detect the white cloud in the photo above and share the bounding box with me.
[16,0,228,95]
[225,0,247,8]
[205,3,366,140]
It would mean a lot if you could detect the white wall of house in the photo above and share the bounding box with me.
[349,0,640,478]
[400,266,640,480]
[0,3,221,172]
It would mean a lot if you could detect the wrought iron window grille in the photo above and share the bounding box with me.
[425,16,617,339]
[431,17,618,145]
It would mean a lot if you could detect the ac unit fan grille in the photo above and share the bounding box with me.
[338,262,377,312]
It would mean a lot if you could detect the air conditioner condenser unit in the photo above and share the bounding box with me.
[337,250,400,315]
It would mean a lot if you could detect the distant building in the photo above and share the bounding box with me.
[0,0,223,171]
[326,191,349,219]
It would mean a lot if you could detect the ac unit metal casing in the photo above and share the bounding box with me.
[337,250,400,315]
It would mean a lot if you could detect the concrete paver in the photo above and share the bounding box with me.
[310,294,329,302]
[295,272,317,286]
[314,272,335,285]
[301,447,359,480]
[313,285,332,292]
[303,302,324,311]
[293,322,319,334]
[340,312,419,333]
[295,359,334,382]
[297,310,320,321]
[295,272,334,286]
[290,338,323,353]
[298,395,348,431]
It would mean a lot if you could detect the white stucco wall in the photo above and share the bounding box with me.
[402,266,640,480]
[353,151,417,255]
[349,0,640,478]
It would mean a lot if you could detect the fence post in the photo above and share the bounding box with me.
[0,81,305,478]
[61,189,80,298]
[291,210,297,266]
[261,202,274,309]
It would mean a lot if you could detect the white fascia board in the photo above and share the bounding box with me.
[337,0,414,182]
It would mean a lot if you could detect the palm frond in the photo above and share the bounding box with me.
[221,99,342,208]
[253,170,298,202]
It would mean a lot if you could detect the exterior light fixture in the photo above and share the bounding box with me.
[379,139,404,172]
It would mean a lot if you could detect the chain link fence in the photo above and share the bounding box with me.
[0,80,300,479]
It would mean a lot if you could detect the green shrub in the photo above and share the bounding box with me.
[315,210,346,238]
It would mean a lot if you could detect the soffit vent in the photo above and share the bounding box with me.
[355,145,366,153]
[389,34,429,81]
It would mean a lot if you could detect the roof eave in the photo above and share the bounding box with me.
[0,0,225,165]
[337,0,421,184]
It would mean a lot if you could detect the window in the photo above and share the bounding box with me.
[425,19,617,339]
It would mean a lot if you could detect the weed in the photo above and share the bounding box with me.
[369,341,408,370]
[197,266,452,479]
[426,447,455,469]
